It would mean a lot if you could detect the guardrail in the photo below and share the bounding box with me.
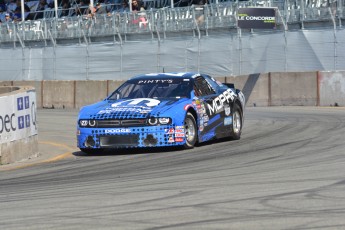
[1,1,344,43]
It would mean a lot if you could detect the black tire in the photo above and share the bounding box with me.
[183,112,197,149]
[231,103,242,140]
[79,148,104,154]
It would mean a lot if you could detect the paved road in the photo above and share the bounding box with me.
[1,107,345,230]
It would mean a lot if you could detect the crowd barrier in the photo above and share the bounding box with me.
[0,86,38,165]
[1,1,344,44]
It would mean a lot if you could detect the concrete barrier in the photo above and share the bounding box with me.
[270,72,318,106]
[1,71,344,110]
[42,81,75,109]
[318,71,345,106]
[75,81,108,108]
[0,86,38,165]
[226,73,270,107]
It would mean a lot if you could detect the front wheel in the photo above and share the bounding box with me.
[183,112,197,149]
[231,104,243,140]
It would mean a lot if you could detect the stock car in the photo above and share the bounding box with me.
[77,72,245,153]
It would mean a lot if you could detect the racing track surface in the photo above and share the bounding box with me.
[1,107,345,229]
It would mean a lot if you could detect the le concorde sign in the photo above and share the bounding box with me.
[237,7,277,29]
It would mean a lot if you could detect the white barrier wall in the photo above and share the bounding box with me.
[319,71,345,107]
[0,87,38,164]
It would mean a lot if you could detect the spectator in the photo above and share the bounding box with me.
[192,0,207,26]
[37,0,49,11]
[4,12,12,22]
[131,0,144,11]
[6,0,17,13]
[73,0,89,16]
[60,0,71,17]
[14,0,31,13]
[117,0,129,13]
[13,0,32,20]
[47,0,55,8]
[94,2,107,15]
[0,7,6,22]
[0,0,6,13]
[35,0,49,19]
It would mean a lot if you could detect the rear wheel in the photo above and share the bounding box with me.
[231,104,242,140]
[184,112,197,149]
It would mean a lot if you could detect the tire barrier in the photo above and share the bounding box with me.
[0,86,38,165]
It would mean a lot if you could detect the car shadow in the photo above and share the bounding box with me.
[73,146,184,157]
[73,137,238,157]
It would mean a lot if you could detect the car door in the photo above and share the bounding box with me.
[193,75,228,142]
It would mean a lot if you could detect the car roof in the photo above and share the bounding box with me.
[129,72,201,80]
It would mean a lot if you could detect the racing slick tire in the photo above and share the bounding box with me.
[184,112,197,149]
[231,103,243,140]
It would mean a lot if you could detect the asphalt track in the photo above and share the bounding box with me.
[1,107,345,230]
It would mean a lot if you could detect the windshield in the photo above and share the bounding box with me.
[108,78,193,100]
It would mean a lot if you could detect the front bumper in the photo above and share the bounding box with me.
[77,125,186,149]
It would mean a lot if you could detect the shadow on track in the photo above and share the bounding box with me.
[73,137,239,157]
[73,146,184,157]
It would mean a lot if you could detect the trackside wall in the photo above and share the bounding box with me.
[1,71,344,110]
[0,86,38,165]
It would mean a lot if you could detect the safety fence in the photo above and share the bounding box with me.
[0,1,344,80]
[0,0,344,44]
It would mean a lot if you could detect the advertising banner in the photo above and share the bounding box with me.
[237,8,276,29]
[0,90,37,144]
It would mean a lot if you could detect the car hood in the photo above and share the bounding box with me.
[80,98,189,119]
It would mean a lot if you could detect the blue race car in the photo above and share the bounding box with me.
[77,72,245,153]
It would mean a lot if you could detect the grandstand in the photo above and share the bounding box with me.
[0,0,344,80]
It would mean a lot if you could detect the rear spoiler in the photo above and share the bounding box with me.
[223,83,235,89]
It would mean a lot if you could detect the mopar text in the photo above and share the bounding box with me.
[207,89,236,115]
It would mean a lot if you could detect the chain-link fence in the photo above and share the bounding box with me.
[0,1,344,80]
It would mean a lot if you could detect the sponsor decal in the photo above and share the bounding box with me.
[175,133,185,137]
[207,89,236,115]
[105,128,131,134]
[168,136,175,143]
[237,7,276,29]
[165,128,175,134]
[238,91,245,107]
[175,126,184,129]
[225,105,231,116]
[1,113,16,133]
[24,96,30,109]
[140,110,151,114]
[80,120,88,126]
[175,129,184,133]
[224,117,233,126]
[201,104,206,113]
[138,79,173,84]
[1,93,37,144]
[175,137,184,142]
[184,104,192,111]
[203,115,209,122]
[17,97,24,111]
[98,107,152,114]
[112,98,160,108]
[25,115,30,128]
